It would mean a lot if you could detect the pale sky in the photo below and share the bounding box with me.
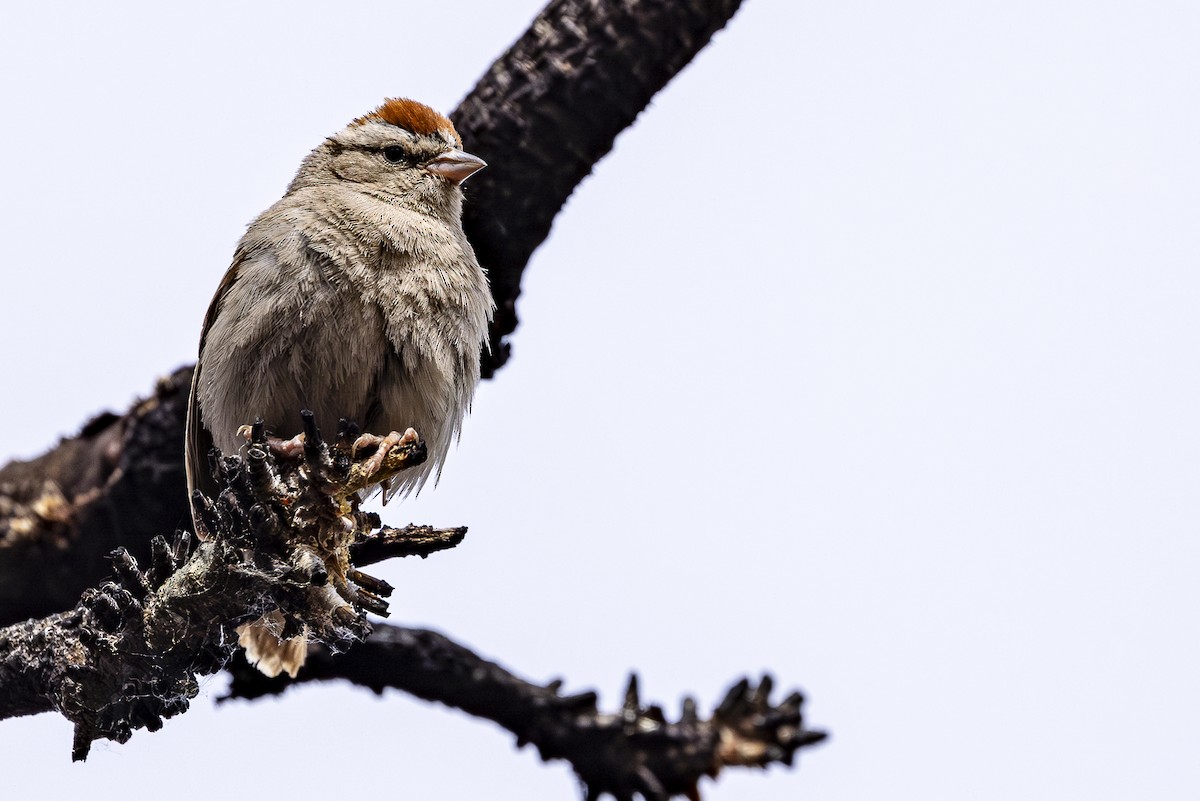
[1,1,1198,799]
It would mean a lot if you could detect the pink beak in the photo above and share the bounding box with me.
[424,149,487,185]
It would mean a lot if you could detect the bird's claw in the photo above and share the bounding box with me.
[353,428,419,478]
[240,426,307,460]
[271,434,307,460]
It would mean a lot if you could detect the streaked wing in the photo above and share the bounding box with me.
[184,251,248,535]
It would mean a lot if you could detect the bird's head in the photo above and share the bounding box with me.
[292,98,486,212]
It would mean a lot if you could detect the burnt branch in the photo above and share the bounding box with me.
[457,0,745,377]
[226,625,827,801]
[0,421,461,759]
[0,369,193,624]
[350,524,467,565]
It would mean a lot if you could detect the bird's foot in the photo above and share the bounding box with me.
[270,434,307,460]
[237,425,307,460]
[353,428,419,479]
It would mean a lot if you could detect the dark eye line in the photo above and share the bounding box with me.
[328,141,426,165]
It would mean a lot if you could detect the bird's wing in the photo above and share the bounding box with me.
[185,250,249,534]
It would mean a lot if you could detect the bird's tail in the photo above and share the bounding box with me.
[237,610,308,678]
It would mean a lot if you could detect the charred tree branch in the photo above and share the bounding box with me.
[455,0,746,377]
[351,525,467,565]
[226,625,827,801]
[0,423,461,759]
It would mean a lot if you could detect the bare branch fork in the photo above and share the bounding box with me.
[0,0,828,795]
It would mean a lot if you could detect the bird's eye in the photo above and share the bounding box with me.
[383,146,406,163]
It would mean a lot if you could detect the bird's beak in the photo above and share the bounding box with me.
[424,149,487,186]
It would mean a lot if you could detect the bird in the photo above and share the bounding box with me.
[184,97,494,677]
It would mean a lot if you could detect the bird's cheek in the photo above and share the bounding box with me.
[330,153,375,184]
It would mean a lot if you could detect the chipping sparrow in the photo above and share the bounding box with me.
[184,98,494,677]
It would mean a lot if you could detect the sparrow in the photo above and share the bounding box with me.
[184,98,494,677]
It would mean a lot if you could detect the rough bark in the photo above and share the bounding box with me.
[0,422,456,759]
[225,626,826,801]
[0,369,192,624]
[455,0,745,377]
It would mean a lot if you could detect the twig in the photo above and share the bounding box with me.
[350,525,468,565]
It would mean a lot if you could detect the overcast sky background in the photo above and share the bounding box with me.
[2,1,1198,798]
